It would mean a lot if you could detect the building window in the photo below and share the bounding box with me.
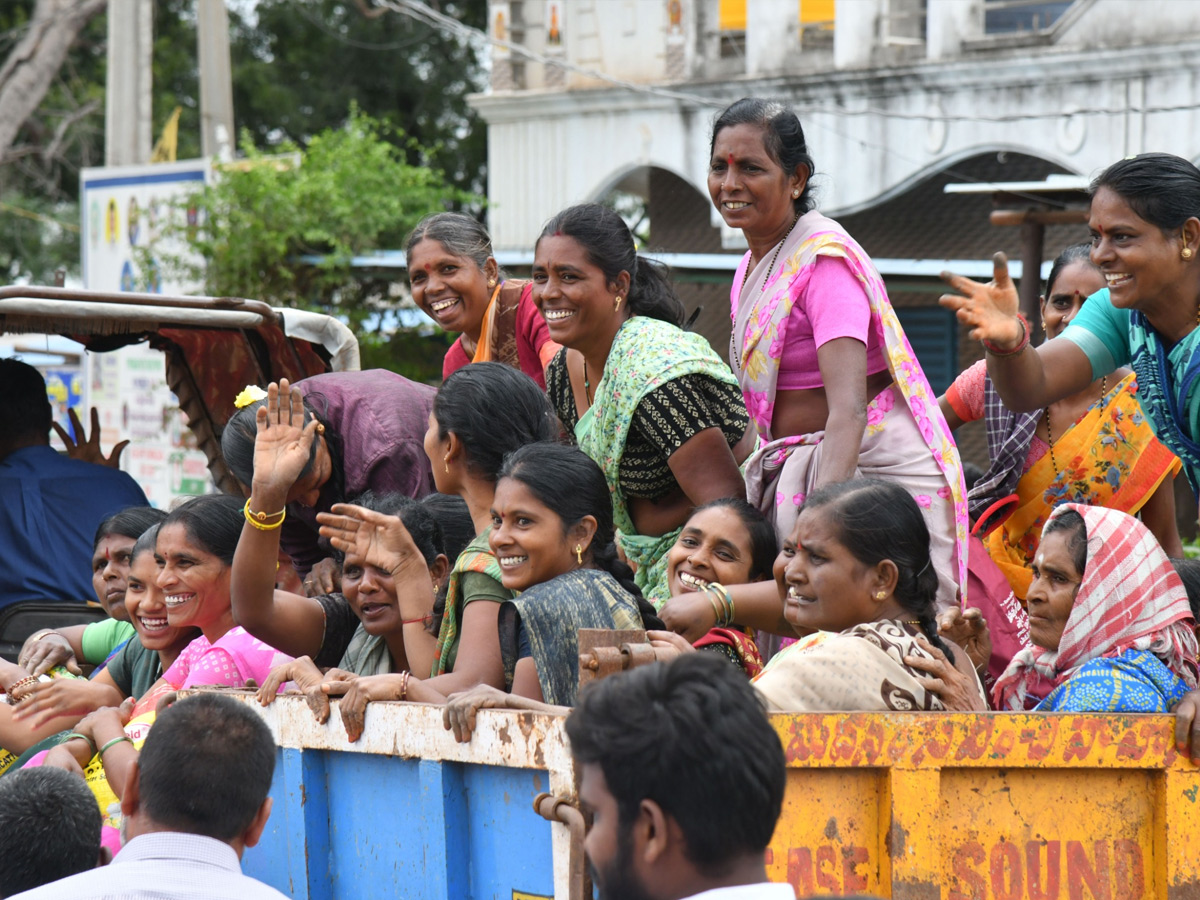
[983,0,1072,34]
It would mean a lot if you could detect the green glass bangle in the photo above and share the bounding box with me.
[64,732,97,755]
[98,735,132,755]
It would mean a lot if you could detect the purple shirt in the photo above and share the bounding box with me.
[281,370,436,575]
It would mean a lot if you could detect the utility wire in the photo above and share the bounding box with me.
[373,0,1200,123]
[373,0,1098,210]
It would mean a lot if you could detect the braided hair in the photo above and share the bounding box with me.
[497,443,664,631]
[800,479,955,662]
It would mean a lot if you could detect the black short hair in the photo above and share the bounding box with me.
[137,693,276,841]
[0,358,52,444]
[565,654,785,876]
[0,767,101,896]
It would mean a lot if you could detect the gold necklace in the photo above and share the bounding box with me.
[733,211,801,371]
[1045,375,1106,475]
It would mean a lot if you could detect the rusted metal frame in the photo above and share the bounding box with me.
[0,285,278,320]
[226,692,580,899]
[534,793,587,900]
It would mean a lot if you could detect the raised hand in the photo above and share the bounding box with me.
[939,252,1025,347]
[317,504,426,580]
[251,379,319,498]
[53,407,129,468]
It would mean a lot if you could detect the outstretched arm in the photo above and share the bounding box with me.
[940,253,1095,412]
[232,379,329,657]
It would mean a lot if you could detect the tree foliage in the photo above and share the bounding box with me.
[151,109,474,336]
[0,0,489,284]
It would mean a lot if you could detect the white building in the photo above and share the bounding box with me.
[471,0,1200,473]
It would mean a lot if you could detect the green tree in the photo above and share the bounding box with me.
[151,109,474,339]
[230,0,487,197]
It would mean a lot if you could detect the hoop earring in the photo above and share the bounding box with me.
[613,295,623,312]
[575,544,584,565]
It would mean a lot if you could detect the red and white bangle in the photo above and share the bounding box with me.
[982,314,1030,357]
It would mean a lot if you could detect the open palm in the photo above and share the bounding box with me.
[939,252,1024,345]
[253,379,318,494]
[316,503,423,577]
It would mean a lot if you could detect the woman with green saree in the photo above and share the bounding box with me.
[535,203,753,602]
[940,153,1200,515]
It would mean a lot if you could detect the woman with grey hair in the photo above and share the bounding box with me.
[406,212,559,387]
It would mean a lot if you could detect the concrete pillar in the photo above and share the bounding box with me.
[105,0,153,166]
[197,0,235,162]
[746,0,799,76]
[834,0,884,69]
[926,0,981,60]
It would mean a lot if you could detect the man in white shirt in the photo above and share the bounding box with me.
[13,693,287,900]
[566,653,794,900]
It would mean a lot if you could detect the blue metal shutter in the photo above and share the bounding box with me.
[894,307,958,395]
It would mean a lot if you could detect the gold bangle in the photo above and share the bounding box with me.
[399,670,411,702]
[244,499,287,531]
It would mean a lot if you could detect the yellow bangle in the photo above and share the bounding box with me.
[244,499,286,531]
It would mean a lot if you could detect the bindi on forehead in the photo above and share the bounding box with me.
[727,153,735,166]
[424,262,431,271]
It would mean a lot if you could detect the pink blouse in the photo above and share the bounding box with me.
[162,627,292,690]
[775,255,888,390]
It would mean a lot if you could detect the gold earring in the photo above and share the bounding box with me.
[614,295,623,312]
[875,591,886,600]
[1184,247,1194,260]
[792,189,800,198]
[488,277,497,287]
[443,454,450,474]
[316,423,325,435]
[575,544,583,565]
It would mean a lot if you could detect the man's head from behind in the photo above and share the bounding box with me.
[0,767,101,897]
[0,358,52,455]
[565,653,786,900]
[122,693,276,855]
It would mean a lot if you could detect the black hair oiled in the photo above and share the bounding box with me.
[689,497,776,581]
[710,97,816,214]
[94,506,168,551]
[159,494,244,567]
[498,442,663,630]
[434,363,557,482]
[220,389,345,502]
[1091,153,1200,233]
[801,479,954,662]
[536,203,685,327]
[1044,242,1097,297]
